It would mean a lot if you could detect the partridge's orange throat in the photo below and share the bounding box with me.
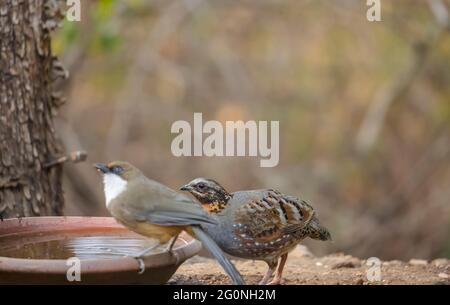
[180,178,232,213]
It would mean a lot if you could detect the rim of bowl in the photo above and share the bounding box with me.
[0,216,201,275]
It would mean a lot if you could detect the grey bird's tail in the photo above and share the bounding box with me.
[191,226,245,285]
[308,218,332,241]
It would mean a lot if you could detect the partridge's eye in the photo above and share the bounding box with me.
[197,183,206,189]
[112,166,123,174]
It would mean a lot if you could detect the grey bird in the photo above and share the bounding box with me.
[181,178,331,285]
[94,161,245,285]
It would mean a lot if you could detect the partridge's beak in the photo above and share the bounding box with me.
[180,184,192,191]
[94,163,110,174]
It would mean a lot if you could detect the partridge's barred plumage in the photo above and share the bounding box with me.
[181,178,331,285]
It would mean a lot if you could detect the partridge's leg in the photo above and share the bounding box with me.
[259,260,277,285]
[268,253,288,285]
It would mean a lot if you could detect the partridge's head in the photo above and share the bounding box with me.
[180,178,231,212]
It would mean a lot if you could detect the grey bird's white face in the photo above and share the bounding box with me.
[103,173,127,208]
[94,162,130,208]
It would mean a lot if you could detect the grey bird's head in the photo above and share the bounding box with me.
[94,161,143,207]
[94,161,142,181]
[180,178,232,213]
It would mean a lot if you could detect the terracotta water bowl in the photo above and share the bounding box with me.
[0,217,201,284]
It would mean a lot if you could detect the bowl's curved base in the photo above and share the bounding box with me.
[0,217,201,285]
[0,264,181,285]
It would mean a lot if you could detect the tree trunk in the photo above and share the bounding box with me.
[0,0,66,219]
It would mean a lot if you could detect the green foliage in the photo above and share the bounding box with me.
[53,0,123,55]
[53,19,78,54]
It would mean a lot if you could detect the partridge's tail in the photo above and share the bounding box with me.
[308,218,332,241]
[191,226,245,285]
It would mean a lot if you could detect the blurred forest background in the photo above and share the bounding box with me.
[53,0,450,261]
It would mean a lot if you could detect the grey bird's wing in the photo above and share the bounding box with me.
[124,177,217,227]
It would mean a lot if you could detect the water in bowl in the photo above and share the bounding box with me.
[0,230,167,260]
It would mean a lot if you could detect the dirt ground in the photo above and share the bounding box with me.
[170,246,450,285]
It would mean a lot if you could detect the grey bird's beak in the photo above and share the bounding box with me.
[94,163,110,174]
[180,184,192,191]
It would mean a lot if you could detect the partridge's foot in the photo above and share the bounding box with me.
[259,264,276,285]
[266,253,288,285]
[267,277,282,285]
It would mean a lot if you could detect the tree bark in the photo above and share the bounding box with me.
[0,0,66,218]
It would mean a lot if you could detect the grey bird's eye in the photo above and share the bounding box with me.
[112,166,123,174]
[197,183,206,190]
